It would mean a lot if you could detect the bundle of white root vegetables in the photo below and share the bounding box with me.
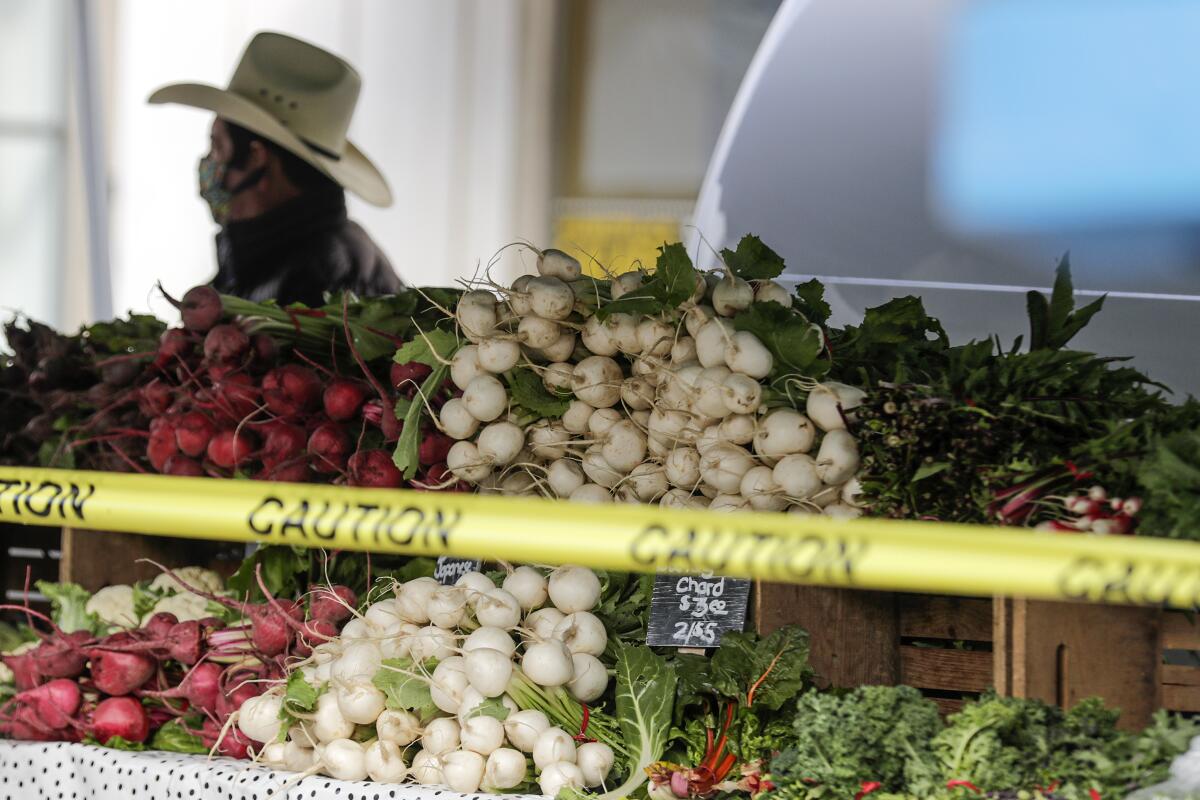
[429,238,868,516]
[234,565,623,797]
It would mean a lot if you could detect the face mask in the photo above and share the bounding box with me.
[198,154,266,225]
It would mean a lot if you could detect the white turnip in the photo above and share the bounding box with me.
[522,640,574,687]
[548,565,601,613]
[503,566,548,610]
[815,429,860,485]
[485,747,528,790]
[461,714,506,755]
[724,330,773,378]
[364,740,408,782]
[567,652,608,702]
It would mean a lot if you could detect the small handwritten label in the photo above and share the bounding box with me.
[434,556,484,585]
[646,572,750,648]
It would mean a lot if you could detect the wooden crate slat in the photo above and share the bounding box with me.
[1162,612,1200,651]
[899,595,992,642]
[1162,664,1200,688]
[930,697,968,717]
[995,599,1161,731]
[60,528,243,591]
[899,645,992,692]
[754,584,899,689]
[1162,684,1200,712]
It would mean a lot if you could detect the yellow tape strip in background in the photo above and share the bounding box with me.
[0,467,1197,609]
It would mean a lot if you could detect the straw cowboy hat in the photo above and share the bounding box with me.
[148,31,392,207]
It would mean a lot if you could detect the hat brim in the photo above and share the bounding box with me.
[148,82,393,208]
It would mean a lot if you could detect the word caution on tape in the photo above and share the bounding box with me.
[3,467,1200,609]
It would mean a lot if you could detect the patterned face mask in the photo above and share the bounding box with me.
[197,154,266,225]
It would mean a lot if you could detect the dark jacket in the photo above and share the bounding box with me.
[212,188,401,307]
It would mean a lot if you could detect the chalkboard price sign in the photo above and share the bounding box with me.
[434,556,483,585]
[646,572,751,648]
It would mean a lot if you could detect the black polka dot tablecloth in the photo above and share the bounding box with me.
[0,742,543,800]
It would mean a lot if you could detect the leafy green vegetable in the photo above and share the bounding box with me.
[597,243,698,319]
[34,581,104,635]
[284,669,321,714]
[507,367,569,418]
[793,279,832,327]
[393,362,449,478]
[709,627,811,711]
[732,302,829,379]
[374,658,434,713]
[1139,427,1200,540]
[720,234,786,281]
[596,644,676,800]
[1026,255,1105,351]
[829,295,949,386]
[149,719,208,754]
[226,545,308,603]
[925,691,1060,793]
[462,695,511,721]
[88,735,147,751]
[769,686,942,798]
[393,327,460,369]
[0,621,35,653]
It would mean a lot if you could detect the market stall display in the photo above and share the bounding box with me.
[4,234,1200,799]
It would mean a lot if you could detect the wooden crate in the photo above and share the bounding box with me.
[59,528,245,591]
[754,585,1200,729]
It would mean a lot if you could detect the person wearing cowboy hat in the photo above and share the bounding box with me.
[148,32,401,307]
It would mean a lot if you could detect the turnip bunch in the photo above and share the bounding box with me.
[414,237,870,519]
[232,564,621,796]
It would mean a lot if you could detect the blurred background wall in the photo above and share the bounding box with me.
[0,0,777,331]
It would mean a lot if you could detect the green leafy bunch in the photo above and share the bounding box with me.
[768,685,941,798]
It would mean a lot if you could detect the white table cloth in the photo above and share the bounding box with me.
[0,741,540,800]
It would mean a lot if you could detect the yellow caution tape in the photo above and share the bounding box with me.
[1,466,1197,608]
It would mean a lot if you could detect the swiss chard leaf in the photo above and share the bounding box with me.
[507,367,569,418]
[595,644,676,800]
[708,626,810,711]
[720,234,786,280]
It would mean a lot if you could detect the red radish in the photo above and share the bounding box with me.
[362,400,384,426]
[262,364,323,417]
[155,328,192,368]
[294,618,338,657]
[32,630,92,679]
[391,360,433,392]
[309,585,357,625]
[257,459,312,483]
[419,430,453,466]
[204,324,250,363]
[252,332,278,365]
[144,612,179,638]
[176,285,223,333]
[10,678,81,730]
[207,428,259,470]
[348,449,405,488]
[212,371,260,418]
[307,423,351,473]
[147,423,179,472]
[217,677,263,720]
[175,411,216,457]
[3,650,42,691]
[323,378,369,422]
[89,641,157,696]
[163,455,205,476]
[260,422,307,468]
[91,696,151,744]
[146,562,305,657]
[202,716,252,759]
[141,661,222,716]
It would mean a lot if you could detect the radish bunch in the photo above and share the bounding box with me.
[234,564,619,796]
[430,246,870,516]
